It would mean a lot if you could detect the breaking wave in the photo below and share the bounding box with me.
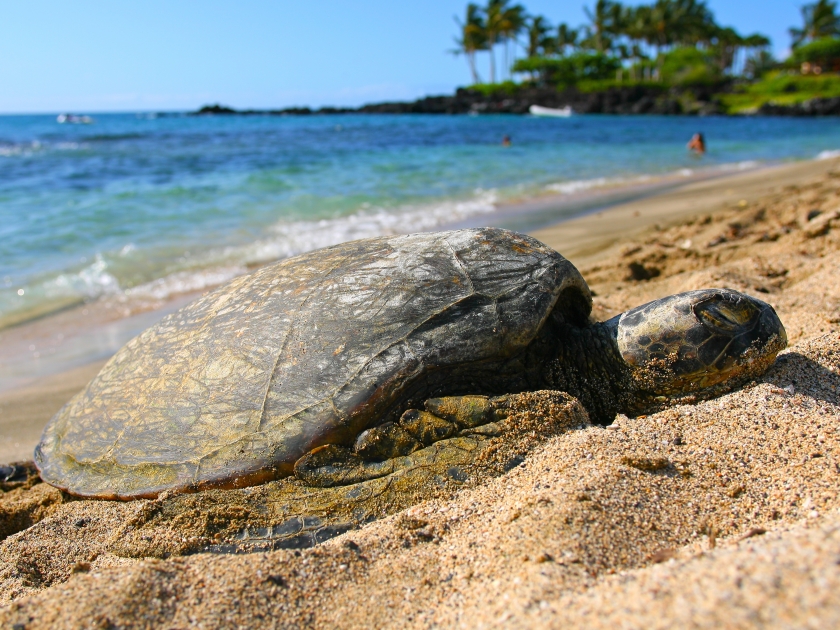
[0,190,501,327]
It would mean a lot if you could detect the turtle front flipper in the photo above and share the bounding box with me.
[292,445,399,487]
[294,395,509,487]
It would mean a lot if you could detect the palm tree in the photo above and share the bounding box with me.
[710,26,744,73]
[556,23,579,55]
[522,15,555,82]
[643,0,677,53]
[526,15,554,58]
[583,0,621,53]
[744,50,776,79]
[484,0,507,83]
[620,5,651,79]
[453,3,488,84]
[790,0,840,48]
[500,3,527,79]
[740,33,771,75]
[631,0,716,79]
[637,0,712,53]
[483,0,527,82]
[672,0,716,46]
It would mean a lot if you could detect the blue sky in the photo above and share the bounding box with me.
[0,1,806,113]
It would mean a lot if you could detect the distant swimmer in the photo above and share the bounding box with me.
[687,132,706,155]
[502,135,511,147]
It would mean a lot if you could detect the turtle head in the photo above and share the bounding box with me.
[612,288,786,405]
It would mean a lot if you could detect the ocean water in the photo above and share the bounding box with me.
[2,112,840,330]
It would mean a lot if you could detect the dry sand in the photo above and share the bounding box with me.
[0,157,839,628]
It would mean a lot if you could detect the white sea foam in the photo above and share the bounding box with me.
[543,168,698,196]
[0,140,84,158]
[259,189,500,259]
[0,142,38,157]
[545,177,609,194]
[682,160,757,175]
[240,190,498,264]
[729,160,759,171]
[0,254,123,327]
[2,189,504,325]
[544,172,670,196]
[542,161,764,205]
[0,140,87,157]
[817,149,840,160]
[127,267,248,301]
[54,142,86,151]
[37,255,121,303]
[112,189,502,305]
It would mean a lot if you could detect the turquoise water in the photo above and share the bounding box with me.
[2,112,840,328]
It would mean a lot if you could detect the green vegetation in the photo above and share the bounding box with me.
[719,72,840,113]
[469,80,521,96]
[512,52,620,86]
[658,46,721,86]
[575,78,665,93]
[451,0,840,113]
[790,0,840,48]
[790,37,840,69]
[453,0,772,87]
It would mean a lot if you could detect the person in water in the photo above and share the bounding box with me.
[502,135,511,147]
[687,132,706,155]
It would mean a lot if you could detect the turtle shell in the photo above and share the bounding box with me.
[35,228,590,499]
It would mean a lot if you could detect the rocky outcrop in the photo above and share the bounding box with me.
[190,104,355,116]
[187,84,728,117]
[356,85,701,115]
[758,97,840,116]
[193,104,238,115]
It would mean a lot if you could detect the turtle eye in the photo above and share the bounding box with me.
[694,295,758,335]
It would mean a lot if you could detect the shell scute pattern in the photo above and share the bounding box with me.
[36,228,585,498]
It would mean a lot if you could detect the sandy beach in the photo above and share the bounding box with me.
[1,155,838,628]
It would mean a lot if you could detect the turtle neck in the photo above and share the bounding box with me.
[527,315,636,425]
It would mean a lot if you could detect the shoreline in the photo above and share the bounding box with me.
[186,84,840,117]
[0,160,776,386]
[530,156,839,265]
[1,151,838,627]
[0,155,837,465]
[0,158,781,337]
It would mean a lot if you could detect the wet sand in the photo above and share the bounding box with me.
[0,361,105,465]
[0,156,838,628]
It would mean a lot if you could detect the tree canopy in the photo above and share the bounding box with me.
[791,37,840,69]
[452,0,786,87]
[790,0,840,48]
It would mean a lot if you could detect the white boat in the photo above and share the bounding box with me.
[529,104,573,118]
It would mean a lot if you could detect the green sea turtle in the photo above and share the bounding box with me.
[35,228,786,519]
